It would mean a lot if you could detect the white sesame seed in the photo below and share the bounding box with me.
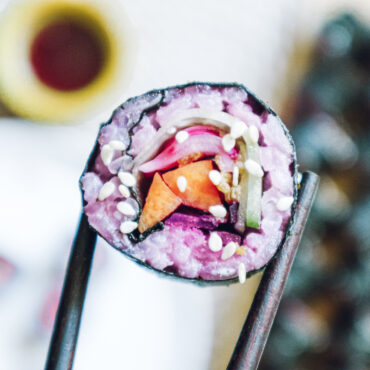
[120,221,138,234]
[175,130,189,143]
[167,127,176,134]
[244,159,264,177]
[209,170,222,186]
[177,176,187,192]
[109,140,126,151]
[222,134,236,152]
[209,205,227,218]
[232,166,239,186]
[238,263,246,284]
[208,232,223,252]
[247,126,259,144]
[118,171,136,187]
[230,120,246,139]
[101,144,114,166]
[98,181,115,201]
[118,184,130,198]
[277,196,294,211]
[117,201,136,216]
[221,242,237,260]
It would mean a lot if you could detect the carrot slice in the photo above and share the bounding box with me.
[162,160,222,211]
[138,173,182,233]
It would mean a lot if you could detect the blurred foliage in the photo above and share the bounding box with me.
[261,14,370,370]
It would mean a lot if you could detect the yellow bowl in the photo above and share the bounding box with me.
[0,0,133,123]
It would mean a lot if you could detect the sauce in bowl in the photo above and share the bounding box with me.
[30,19,105,91]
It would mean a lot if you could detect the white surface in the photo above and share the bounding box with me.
[0,0,300,369]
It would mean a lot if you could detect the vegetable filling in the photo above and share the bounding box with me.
[136,114,263,236]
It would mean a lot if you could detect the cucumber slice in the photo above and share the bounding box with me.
[244,130,262,229]
[235,164,248,233]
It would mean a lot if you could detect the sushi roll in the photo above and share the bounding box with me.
[81,82,298,283]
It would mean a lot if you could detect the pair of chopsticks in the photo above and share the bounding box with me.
[45,172,319,370]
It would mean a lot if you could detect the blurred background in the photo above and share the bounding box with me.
[0,0,369,369]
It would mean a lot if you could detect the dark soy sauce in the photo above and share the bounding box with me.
[30,19,104,91]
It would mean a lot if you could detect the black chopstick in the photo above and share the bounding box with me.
[227,171,320,370]
[45,213,97,370]
[44,172,318,370]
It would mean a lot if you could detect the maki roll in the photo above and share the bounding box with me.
[81,83,297,283]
